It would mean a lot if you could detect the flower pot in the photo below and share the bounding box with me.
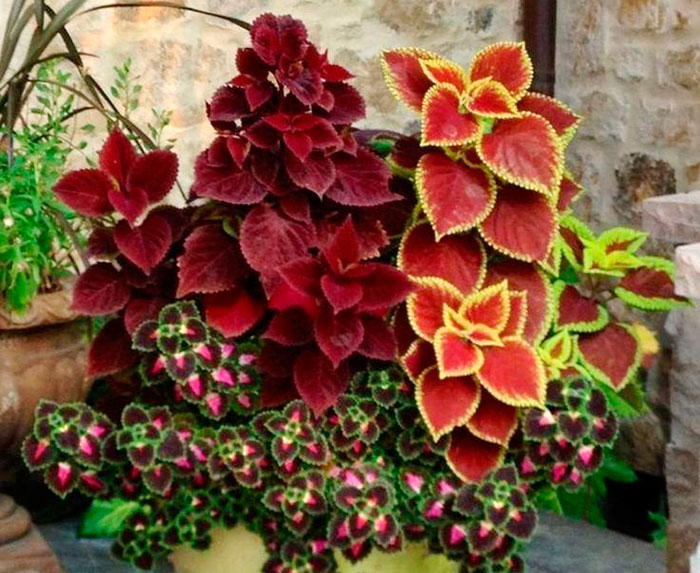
[170,525,458,573]
[0,288,89,485]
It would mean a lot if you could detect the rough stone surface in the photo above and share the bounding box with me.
[643,191,700,243]
[674,243,700,299]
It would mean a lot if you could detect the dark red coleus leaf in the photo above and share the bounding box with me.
[265,308,314,346]
[239,204,315,280]
[357,264,413,312]
[617,267,687,304]
[99,130,136,187]
[107,187,149,226]
[88,318,139,378]
[314,307,365,367]
[86,228,117,258]
[251,13,308,66]
[293,349,349,415]
[113,212,172,274]
[285,150,336,196]
[72,263,131,316]
[191,138,268,205]
[203,286,266,337]
[207,85,250,131]
[356,315,397,361]
[554,284,608,332]
[326,148,399,207]
[124,297,167,335]
[53,169,113,217]
[177,224,250,297]
[322,83,366,124]
[127,150,178,204]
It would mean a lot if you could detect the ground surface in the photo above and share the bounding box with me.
[39,512,664,573]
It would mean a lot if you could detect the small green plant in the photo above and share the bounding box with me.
[0,62,88,312]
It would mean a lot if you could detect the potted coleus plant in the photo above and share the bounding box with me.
[23,13,687,572]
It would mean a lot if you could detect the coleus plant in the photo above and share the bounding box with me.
[24,15,687,573]
[381,41,689,484]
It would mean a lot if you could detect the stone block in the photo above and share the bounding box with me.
[615,153,676,226]
[643,191,700,243]
[662,45,700,90]
[611,46,649,82]
[576,91,628,142]
[617,0,667,31]
[556,0,605,77]
[675,243,700,299]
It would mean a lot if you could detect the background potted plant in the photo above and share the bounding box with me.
[21,13,688,572]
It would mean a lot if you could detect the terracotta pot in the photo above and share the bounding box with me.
[170,525,458,573]
[0,288,89,485]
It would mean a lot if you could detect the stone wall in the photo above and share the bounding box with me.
[0,0,522,188]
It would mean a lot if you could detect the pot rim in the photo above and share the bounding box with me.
[0,283,81,331]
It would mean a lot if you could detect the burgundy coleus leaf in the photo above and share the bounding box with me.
[99,130,136,187]
[88,318,138,378]
[578,323,641,390]
[293,349,349,415]
[107,187,149,226]
[72,262,131,316]
[240,204,316,280]
[478,183,557,263]
[356,315,397,361]
[86,228,117,258]
[53,169,113,217]
[314,307,365,367]
[127,149,178,204]
[477,112,562,195]
[113,212,172,274]
[191,137,268,204]
[284,150,336,197]
[399,222,485,295]
[322,83,366,124]
[326,148,399,207]
[251,13,308,65]
[177,224,250,297]
[264,113,342,160]
[123,297,167,335]
[203,286,266,337]
[357,264,414,312]
[207,85,250,131]
[416,152,495,239]
[265,308,314,346]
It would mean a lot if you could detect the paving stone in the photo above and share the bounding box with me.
[674,243,700,299]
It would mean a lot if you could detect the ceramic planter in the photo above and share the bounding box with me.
[170,525,458,573]
[0,288,89,485]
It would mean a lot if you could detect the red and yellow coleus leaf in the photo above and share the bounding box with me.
[475,337,546,407]
[381,47,440,112]
[398,223,486,295]
[556,175,584,213]
[468,42,533,101]
[502,291,528,338]
[538,330,578,380]
[419,57,468,92]
[434,327,485,378]
[466,390,519,446]
[477,112,564,195]
[484,260,553,345]
[464,78,519,118]
[447,427,505,483]
[401,339,436,383]
[416,367,480,440]
[560,215,594,270]
[478,183,558,263]
[518,93,581,145]
[406,277,463,341]
[577,323,641,391]
[458,280,511,334]
[416,152,496,239]
[553,282,609,333]
[615,260,690,311]
[422,84,481,147]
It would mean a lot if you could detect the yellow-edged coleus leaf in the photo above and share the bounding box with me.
[458,280,511,334]
[406,277,463,341]
[538,330,578,379]
[416,366,480,440]
[421,84,481,147]
[418,57,468,92]
[556,174,585,213]
[475,336,546,407]
[401,338,437,383]
[381,47,440,112]
[539,234,563,277]
[468,42,533,101]
[552,281,609,333]
[517,93,581,146]
[416,152,496,239]
[434,327,484,378]
[615,263,690,311]
[477,112,564,196]
[464,78,519,119]
[399,223,487,296]
[577,323,642,391]
[484,259,553,345]
[465,390,518,446]
[447,427,505,483]
[560,214,594,270]
[478,183,558,263]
